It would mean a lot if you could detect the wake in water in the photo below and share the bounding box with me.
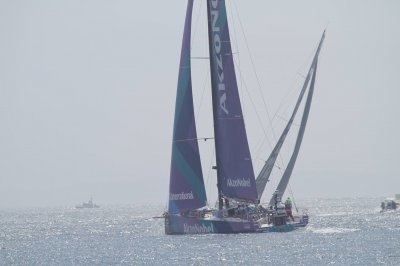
[316,211,355,217]
[307,226,360,234]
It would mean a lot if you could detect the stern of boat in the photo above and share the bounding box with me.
[293,214,309,227]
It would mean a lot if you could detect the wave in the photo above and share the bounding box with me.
[316,212,353,217]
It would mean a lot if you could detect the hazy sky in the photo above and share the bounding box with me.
[1,0,399,208]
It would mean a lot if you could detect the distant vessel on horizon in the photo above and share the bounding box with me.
[380,194,399,212]
[75,197,99,209]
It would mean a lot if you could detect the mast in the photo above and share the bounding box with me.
[269,31,325,204]
[168,0,207,214]
[207,0,258,208]
[206,0,221,209]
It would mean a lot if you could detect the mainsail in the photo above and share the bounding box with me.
[169,0,207,214]
[207,0,258,203]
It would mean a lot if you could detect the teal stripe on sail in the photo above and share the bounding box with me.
[173,145,207,203]
[173,56,191,135]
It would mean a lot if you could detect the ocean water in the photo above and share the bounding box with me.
[0,198,399,265]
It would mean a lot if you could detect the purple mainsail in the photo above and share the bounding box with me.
[169,0,207,214]
[207,0,258,202]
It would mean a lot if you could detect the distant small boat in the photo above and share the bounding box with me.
[380,195,399,212]
[75,197,99,209]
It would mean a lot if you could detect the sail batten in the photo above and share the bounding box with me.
[207,0,258,203]
[169,0,208,214]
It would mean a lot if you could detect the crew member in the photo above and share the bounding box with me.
[272,190,280,210]
[285,197,294,221]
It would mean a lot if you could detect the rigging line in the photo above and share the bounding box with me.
[297,72,307,79]
[288,184,299,213]
[227,0,244,108]
[205,146,216,208]
[231,0,289,182]
[233,54,278,169]
[194,68,210,121]
[164,186,169,213]
[272,39,319,125]
[276,114,301,127]
[266,38,319,180]
[232,2,319,185]
[271,72,307,124]
[191,0,203,51]
[272,90,302,174]
[252,134,267,160]
[272,43,319,173]
[232,0,276,145]
[230,1,281,167]
[233,56,274,150]
[174,137,214,143]
[228,2,273,155]
[267,78,312,181]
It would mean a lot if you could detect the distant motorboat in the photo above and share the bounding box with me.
[380,195,399,212]
[75,197,99,209]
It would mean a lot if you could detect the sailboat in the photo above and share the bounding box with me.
[165,0,325,235]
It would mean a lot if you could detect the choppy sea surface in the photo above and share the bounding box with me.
[0,197,399,265]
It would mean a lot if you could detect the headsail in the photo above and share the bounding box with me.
[270,59,320,205]
[207,0,258,203]
[169,0,207,214]
[256,31,325,200]
[256,60,315,200]
[269,32,325,204]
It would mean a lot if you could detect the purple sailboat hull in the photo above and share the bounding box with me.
[165,215,259,235]
[164,214,308,235]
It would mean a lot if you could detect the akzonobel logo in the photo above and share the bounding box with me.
[184,223,215,234]
[210,0,229,115]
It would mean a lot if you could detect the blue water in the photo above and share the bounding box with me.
[1,198,399,265]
